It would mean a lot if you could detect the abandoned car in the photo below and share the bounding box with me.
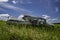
[6,15,46,25]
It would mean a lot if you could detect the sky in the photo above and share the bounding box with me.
[0,0,60,23]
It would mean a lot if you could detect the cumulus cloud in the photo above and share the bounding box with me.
[0,0,8,2]
[0,14,10,21]
[47,18,58,22]
[51,18,58,21]
[0,14,9,17]
[42,14,58,23]
[42,15,50,19]
[12,0,18,4]
[18,15,25,21]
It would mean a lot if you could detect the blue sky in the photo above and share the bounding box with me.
[0,0,60,23]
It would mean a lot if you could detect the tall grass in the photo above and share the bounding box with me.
[0,20,60,40]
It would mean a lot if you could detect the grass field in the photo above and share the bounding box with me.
[0,20,60,40]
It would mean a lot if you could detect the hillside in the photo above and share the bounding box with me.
[0,20,60,40]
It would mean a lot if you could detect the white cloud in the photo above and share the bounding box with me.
[47,18,58,22]
[0,3,32,13]
[0,14,10,21]
[51,18,58,21]
[12,0,17,4]
[42,14,58,23]
[0,14,9,17]
[0,0,8,2]
[18,15,25,21]
[55,7,59,12]
[20,0,32,4]
[42,15,50,19]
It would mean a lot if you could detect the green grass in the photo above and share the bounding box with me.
[0,20,60,40]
